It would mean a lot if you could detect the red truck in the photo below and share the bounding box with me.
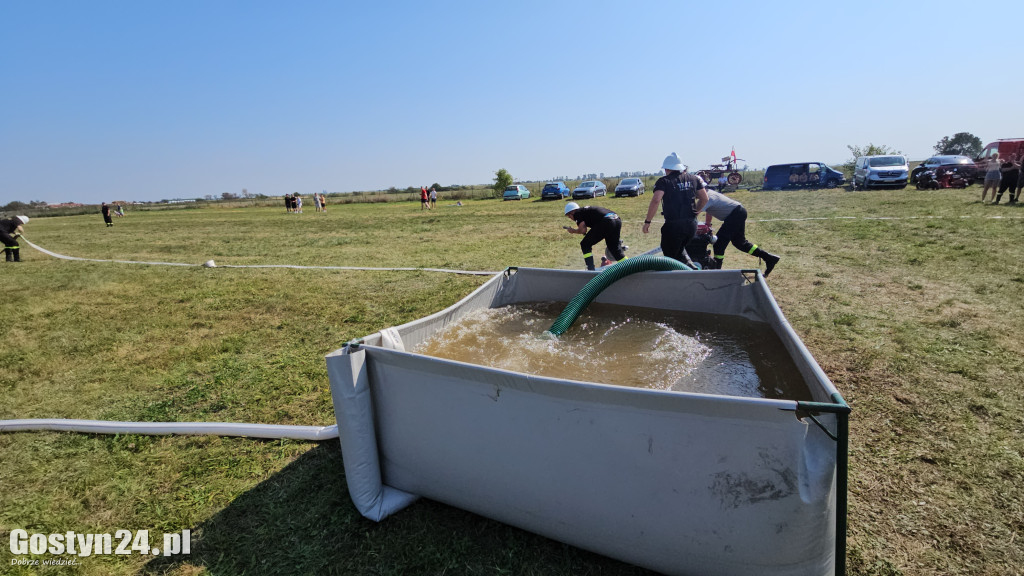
[975,138,1024,181]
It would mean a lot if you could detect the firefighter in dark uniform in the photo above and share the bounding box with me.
[701,189,781,277]
[563,202,627,270]
[1,215,28,262]
[642,153,709,268]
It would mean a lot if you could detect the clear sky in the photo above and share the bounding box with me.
[2,0,1021,205]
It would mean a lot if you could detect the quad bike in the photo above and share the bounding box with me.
[916,166,970,190]
[697,156,744,187]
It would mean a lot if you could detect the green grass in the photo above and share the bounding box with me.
[1,188,1022,575]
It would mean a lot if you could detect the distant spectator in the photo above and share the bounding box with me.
[101,202,113,227]
[994,153,1020,204]
[430,187,437,209]
[981,154,1001,203]
[314,193,322,212]
[284,194,292,213]
[1017,159,1024,204]
[319,193,327,212]
[420,187,430,211]
[294,193,303,213]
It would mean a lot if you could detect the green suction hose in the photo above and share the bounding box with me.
[545,255,693,337]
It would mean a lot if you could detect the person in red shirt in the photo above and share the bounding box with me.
[420,187,430,210]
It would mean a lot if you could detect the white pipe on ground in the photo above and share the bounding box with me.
[0,419,338,441]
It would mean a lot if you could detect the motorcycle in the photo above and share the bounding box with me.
[915,166,970,190]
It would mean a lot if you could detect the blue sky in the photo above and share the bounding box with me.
[2,0,1021,205]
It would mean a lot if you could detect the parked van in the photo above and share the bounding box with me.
[974,139,1024,182]
[854,155,909,190]
[763,162,845,190]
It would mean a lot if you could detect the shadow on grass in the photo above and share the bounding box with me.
[144,442,654,576]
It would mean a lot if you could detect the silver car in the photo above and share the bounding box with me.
[572,180,607,199]
[614,178,645,197]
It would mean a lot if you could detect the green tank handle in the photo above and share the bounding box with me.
[545,255,693,337]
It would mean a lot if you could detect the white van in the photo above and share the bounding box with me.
[854,155,909,190]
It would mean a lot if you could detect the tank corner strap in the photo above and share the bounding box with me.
[786,393,851,442]
[343,338,364,352]
[503,266,518,278]
[740,269,759,285]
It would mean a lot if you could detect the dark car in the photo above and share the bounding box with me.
[572,180,607,199]
[614,178,645,197]
[910,155,977,184]
[541,181,571,200]
[763,162,845,190]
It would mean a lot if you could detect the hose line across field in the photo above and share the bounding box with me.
[0,419,339,441]
[20,237,498,276]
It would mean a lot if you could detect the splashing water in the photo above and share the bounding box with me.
[414,302,811,399]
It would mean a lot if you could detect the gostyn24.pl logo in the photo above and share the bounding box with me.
[9,529,190,559]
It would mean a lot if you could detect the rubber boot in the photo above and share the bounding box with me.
[11,247,20,262]
[4,248,12,262]
[708,256,724,270]
[994,193,1002,205]
[584,255,596,271]
[753,248,780,277]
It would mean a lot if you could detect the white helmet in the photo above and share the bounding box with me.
[662,152,685,171]
[15,215,29,225]
[564,202,580,215]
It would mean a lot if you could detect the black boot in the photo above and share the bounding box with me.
[753,248,780,277]
[707,257,723,270]
[584,255,596,271]
[4,248,12,262]
[994,193,1002,205]
[11,247,20,262]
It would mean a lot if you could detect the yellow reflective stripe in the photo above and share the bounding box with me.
[582,252,593,258]
[714,254,725,260]
[747,244,758,255]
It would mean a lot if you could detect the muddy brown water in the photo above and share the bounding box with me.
[414,302,813,400]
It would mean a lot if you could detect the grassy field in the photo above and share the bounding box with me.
[1,188,1022,576]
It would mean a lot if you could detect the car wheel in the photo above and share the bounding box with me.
[826,180,837,189]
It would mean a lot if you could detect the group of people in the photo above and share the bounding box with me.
[284,193,328,213]
[980,153,1023,204]
[0,215,29,262]
[563,152,780,277]
[100,202,124,226]
[420,187,437,210]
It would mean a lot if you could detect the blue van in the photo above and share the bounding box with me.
[763,162,845,190]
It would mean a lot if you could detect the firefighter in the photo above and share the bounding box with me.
[563,202,627,271]
[642,152,709,268]
[1,215,29,262]
[700,189,780,277]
